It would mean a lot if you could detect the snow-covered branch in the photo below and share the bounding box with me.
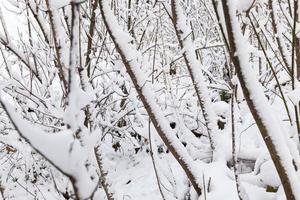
[99,0,203,195]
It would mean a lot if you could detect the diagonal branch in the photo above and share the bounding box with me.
[221,1,300,200]
[99,0,202,195]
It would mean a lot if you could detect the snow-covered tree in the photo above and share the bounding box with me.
[0,0,299,199]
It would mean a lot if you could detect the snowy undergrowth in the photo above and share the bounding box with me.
[0,96,290,200]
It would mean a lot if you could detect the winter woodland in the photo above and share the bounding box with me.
[0,0,299,199]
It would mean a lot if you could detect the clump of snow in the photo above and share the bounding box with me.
[288,87,300,105]
[259,160,281,187]
[236,0,255,12]
[212,101,230,117]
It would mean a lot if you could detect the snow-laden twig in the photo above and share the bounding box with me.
[45,0,68,93]
[94,146,115,200]
[0,33,41,83]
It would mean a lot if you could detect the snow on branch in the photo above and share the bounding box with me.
[0,92,98,199]
[171,0,224,160]
[222,0,300,199]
